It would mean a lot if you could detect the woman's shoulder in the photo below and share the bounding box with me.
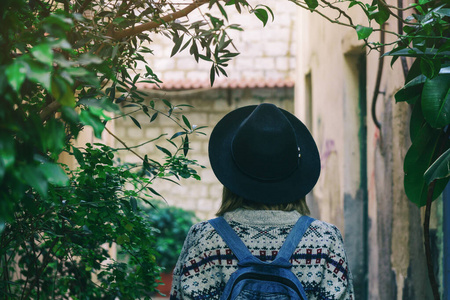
[182,220,218,250]
[308,218,345,244]
[189,220,214,236]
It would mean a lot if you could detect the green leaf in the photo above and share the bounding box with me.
[130,196,138,212]
[147,187,164,199]
[254,9,269,26]
[394,74,426,104]
[6,60,27,92]
[410,101,425,142]
[216,1,229,21]
[156,145,172,157]
[89,106,111,121]
[51,77,76,107]
[421,74,450,128]
[305,0,318,9]
[61,106,80,124]
[384,48,450,58]
[369,0,390,25]
[424,147,450,184]
[78,53,103,65]
[420,58,440,78]
[39,162,69,186]
[79,97,120,113]
[117,234,130,245]
[25,59,51,91]
[355,25,373,40]
[348,0,362,8]
[183,135,189,157]
[210,65,216,86]
[72,146,85,166]
[42,118,66,155]
[150,112,158,122]
[170,131,185,140]
[31,43,54,67]
[0,221,5,235]
[20,165,48,197]
[171,32,184,57]
[0,133,15,169]
[190,40,199,62]
[182,115,191,130]
[130,116,141,129]
[80,109,105,139]
[403,123,448,206]
[43,13,73,31]
[406,58,423,83]
[65,67,90,77]
[0,160,4,183]
[162,99,172,108]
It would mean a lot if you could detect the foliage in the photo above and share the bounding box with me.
[1,144,161,299]
[0,0,274,298]
[387,2,450,206]
[145,204,198,271]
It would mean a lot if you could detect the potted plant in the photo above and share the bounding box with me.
[145,204,198,297]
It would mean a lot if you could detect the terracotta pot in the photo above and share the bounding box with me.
[156,272,173,298]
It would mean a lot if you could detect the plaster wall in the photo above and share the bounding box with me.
[296,1,441,299]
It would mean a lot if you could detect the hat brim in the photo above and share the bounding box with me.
[208,105,321,204]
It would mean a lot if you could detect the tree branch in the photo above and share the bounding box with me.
[378,0,415,25]
[321,0,354,26]
[104,126,145,161]
[111,0,210,40]
[40,101,62,121]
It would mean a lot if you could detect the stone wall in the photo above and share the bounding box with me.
[114,88,294,220]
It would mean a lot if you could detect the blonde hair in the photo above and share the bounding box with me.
[216,186,310,216]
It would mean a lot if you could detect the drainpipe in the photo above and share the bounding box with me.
[444,184,450,300]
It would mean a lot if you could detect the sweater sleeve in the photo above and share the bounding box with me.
[321,225,354,300]
[170,224,196,300]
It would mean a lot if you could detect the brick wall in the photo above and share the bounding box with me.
[115,88,294,220]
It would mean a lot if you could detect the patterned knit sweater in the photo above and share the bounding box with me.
[170,209,354,300]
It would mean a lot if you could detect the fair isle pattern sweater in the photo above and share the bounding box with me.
[170,210,354,300]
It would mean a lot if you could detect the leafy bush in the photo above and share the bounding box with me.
[146,205,198,272]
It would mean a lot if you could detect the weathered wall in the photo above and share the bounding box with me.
[296,1,442,299]
[115,88,294,220]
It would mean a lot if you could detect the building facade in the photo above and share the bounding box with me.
[296,2,446,299]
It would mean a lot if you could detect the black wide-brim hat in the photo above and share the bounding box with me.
[208,103,321,205]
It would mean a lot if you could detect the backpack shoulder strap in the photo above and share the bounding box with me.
[274,215,315,263]
[208,217,257,263]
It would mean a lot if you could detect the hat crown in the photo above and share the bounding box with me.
[231,103,299,181]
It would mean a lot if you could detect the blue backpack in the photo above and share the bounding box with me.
[208,215,314,300]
